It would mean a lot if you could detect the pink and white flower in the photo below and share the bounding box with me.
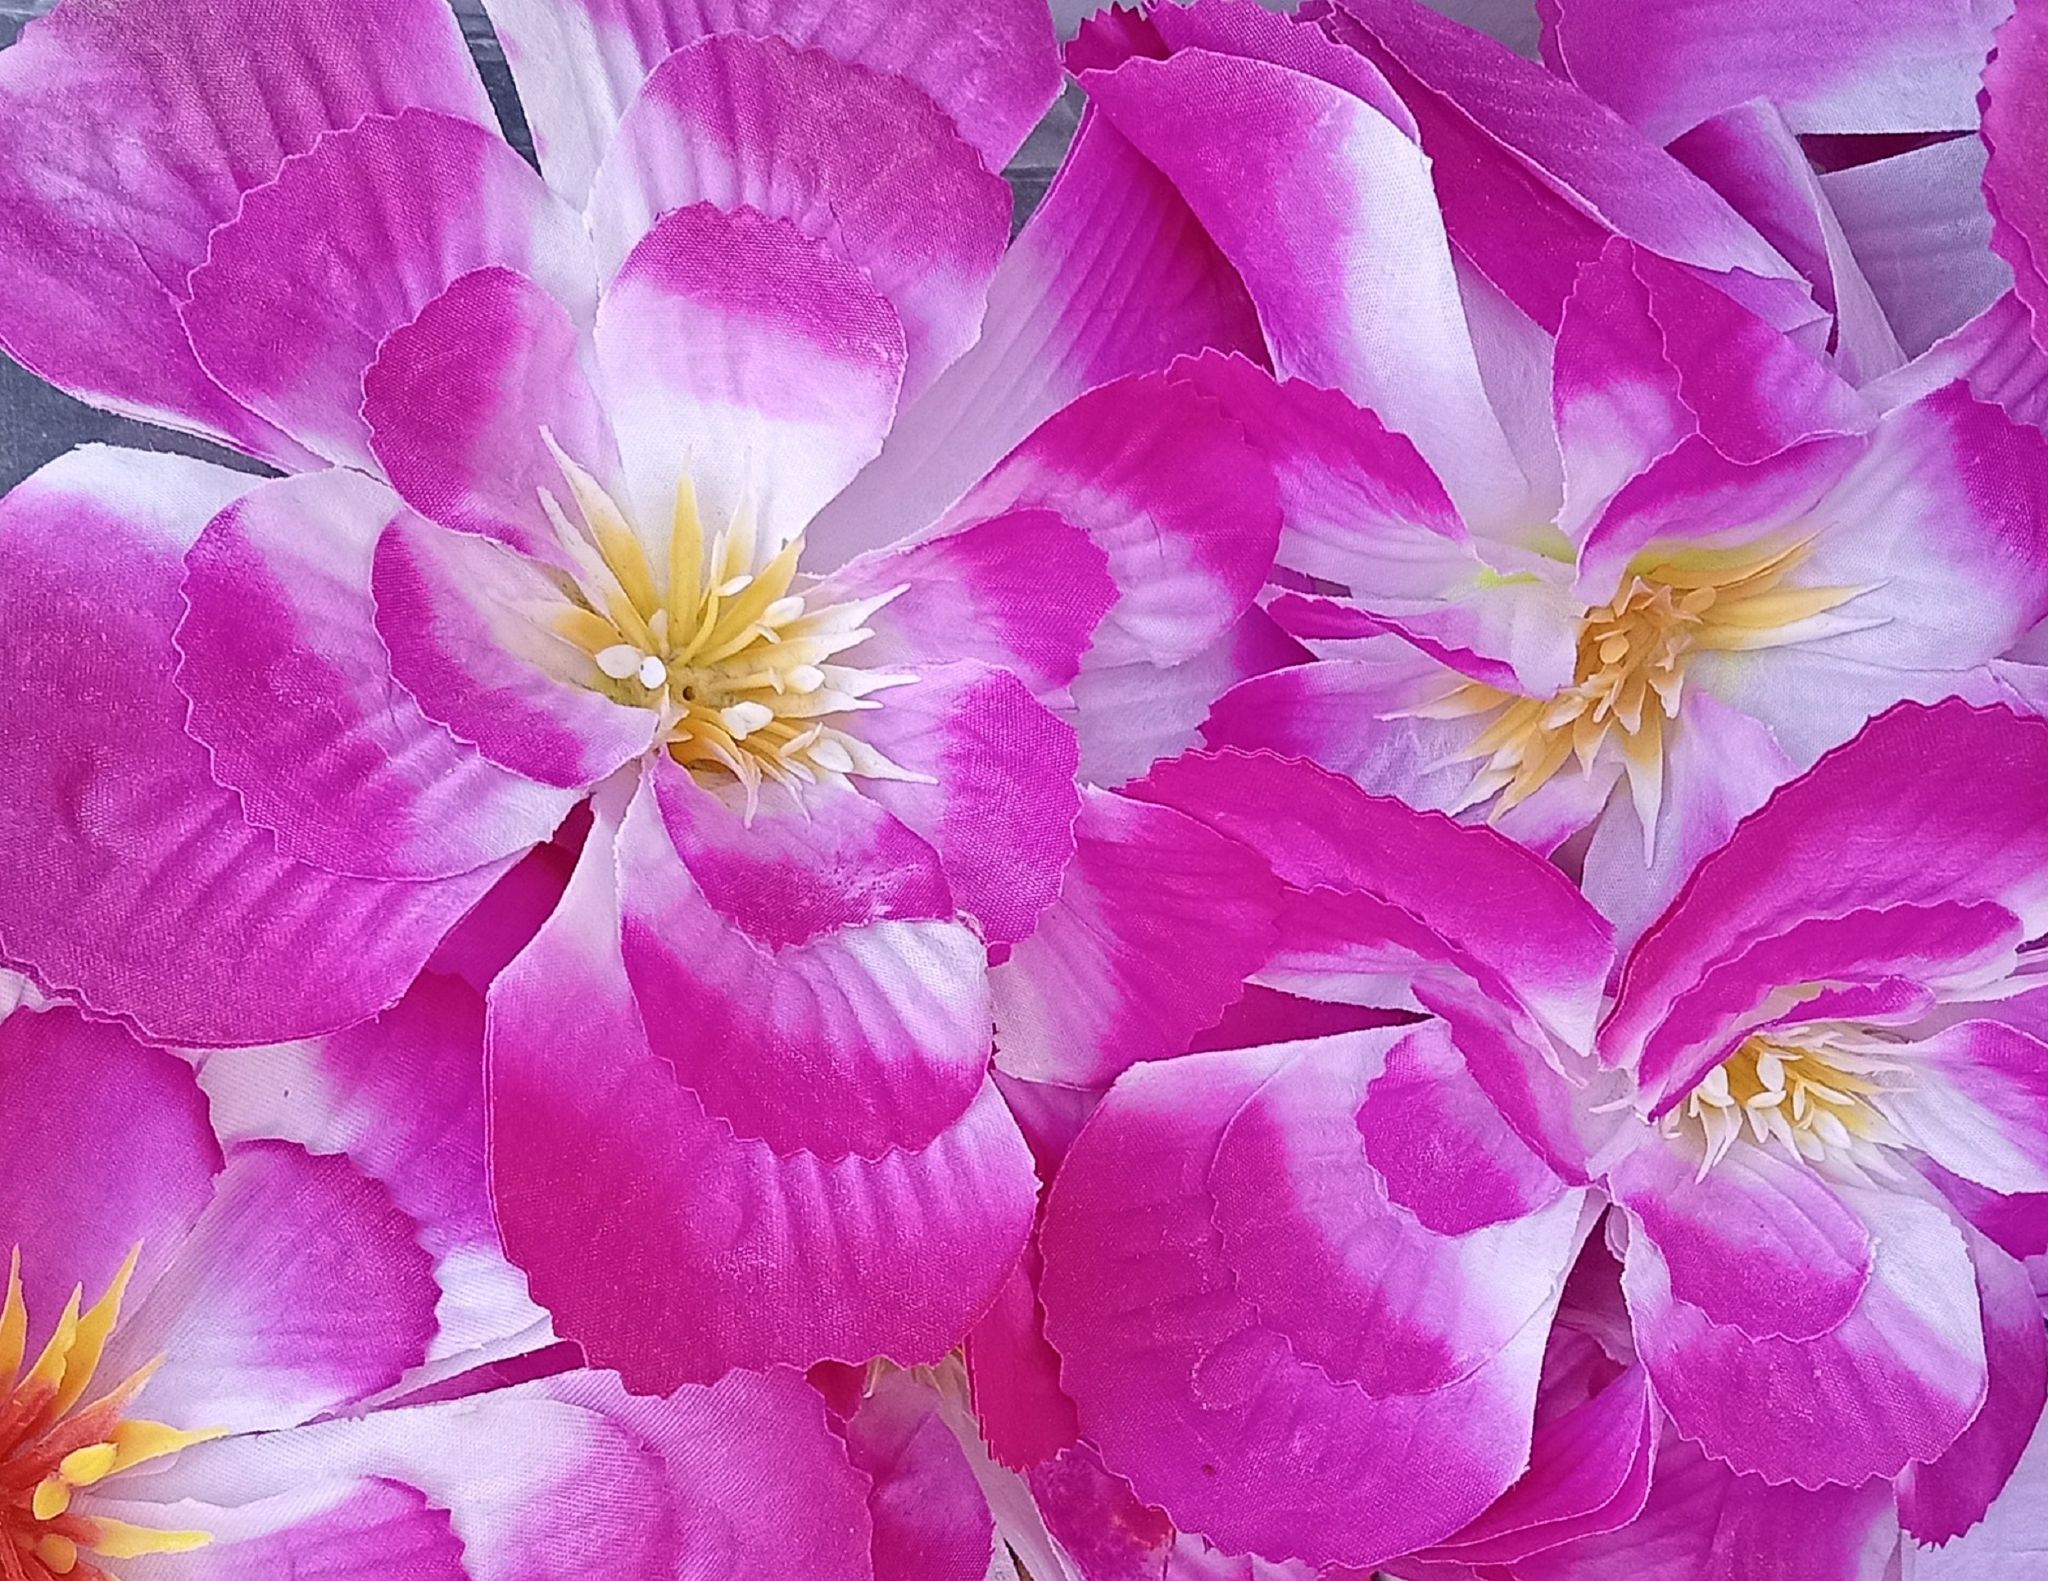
[1065,0,2048,937]
[0,0,1287,1389]
[0,983,879,1580]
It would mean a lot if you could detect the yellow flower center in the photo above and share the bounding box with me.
[1666,1028,1914,1178]
[1,1247,219,1579]
[1410,538,1870,834]
[530,433,926,812]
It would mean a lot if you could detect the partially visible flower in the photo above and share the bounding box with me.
[0,983,878,1579]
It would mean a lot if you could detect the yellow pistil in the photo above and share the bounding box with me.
[1,1246,222,1580]
[1407,537,1872,843]
[1667,1027,1916,1178]
[530,432,928,814]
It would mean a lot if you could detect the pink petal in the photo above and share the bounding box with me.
[991,786,1284,1088]
[364,264,621,564]
[1905,1365,2048,1575]
[490,794,1035,1386]
[939,362,1286,674]
[175,468,576,880]
[1544,0,2009,142]
[587,33,1010,399]
[0,0,489,466]
[0,448,508,1045]
[837,660,1083,950]
[183,109,596,469]
[481,0,1059,201]
[818,511,1116,703]
[1039,1039,1585,1570]
[100,1480,468,1580]
[618,762,989,1159]
[1608,1134,1874,1341]
[808,109,1264,563]
[1623,1183,1987,1485]
[965,1251,1079,1475]
[841,1370,998,1581]
[1078,41,1532,530]
[1606,700,2048,1084]
[100,1142,441,1432]
[1898,1229,2048,1544]
[1985,0,2048,341]
[1869,291,2048,427]
[1330,0,1820,339]
[1906,1020,2048,1196]
[595,200,904,550]
[0,1006,221,1331]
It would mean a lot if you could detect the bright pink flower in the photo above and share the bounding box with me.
[0,985,877,1579]
[1069,2,2048,939]
[0,0,1287,1389]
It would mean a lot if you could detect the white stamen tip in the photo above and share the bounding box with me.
[596,644,643,681]
[637,655,670,690]
[716,574,754,597]
[788,665,826,694]
[720,701,775,739]
[809,737,856,774]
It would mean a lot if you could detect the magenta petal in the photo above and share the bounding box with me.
[1546,0,2009,143]
[1040,1040,1585,1570]
[483,0,1059,201]
[0,0,489,466]
[588,33,1011,399]
[1608,1134,1873,1342]
[101,1142,441,1432]
[992,786,1283,1089]
[0,448,508,1045]
[184,109,596,469]
[842,1370,997,1581]
[1899,1230,2048,1544]
[1985,0,2048,342]
[372,512,660,790]
[965,1252,1079,1475]
[176,468,576,880]
[1625,1183,1987,1486]
[0,1006,222,1328]
[364,265,620,563]
[489,799,1035,1386]
[618,763,991,1159]
[809,108,1265,563]
[842,660,1083,950]
[595,201,905,549]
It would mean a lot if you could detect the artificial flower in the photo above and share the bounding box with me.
[0,980,881,1579]
[1065,0,2048,938]
[0,0,1286,1389]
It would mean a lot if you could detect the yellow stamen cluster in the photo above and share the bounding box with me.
[1407,539,1871,840]
[532,433,926,811]
[1667,1029,1915,1179]
[2,1247,219,1580]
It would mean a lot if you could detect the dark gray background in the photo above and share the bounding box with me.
[0,0,1083,489]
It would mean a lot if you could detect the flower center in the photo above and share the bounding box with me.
[1665,1027,1915,1178]
[2,1247,218,1579]
[531,434,924,809]
[1413,538,1867,830]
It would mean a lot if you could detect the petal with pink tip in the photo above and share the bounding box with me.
[0,1006,221,1331]
[842,1370,998,1581]
[372,512,661,791]
[0,0,488,466]
[1905,1021,2048,1197]
[618,762,988,1159]
[595,201,905,552]
[1985,0,2048,340]
[482,0,1058,202]
[841,660,1082,950]
[587,33,1010,399]
[819,510,1115,703]
[184,109,596,470]
[965,1251,1078,1475]
[364,265,620,564]
[0,448,510,1046]
[1080,43,1530,531]
[1039,1040,1586,1570]
[1605,701,2048,1082]
[992,786,1283,1089]
[1544,0,2009,143]
[940,363,1286,673]
[100,1142,440,1432]
[1609,1134,1873,1342]
[489,797,1035,1386]
[175,468,577,881]
[807,109,1265,566]
[1623,1183,1986,1486]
